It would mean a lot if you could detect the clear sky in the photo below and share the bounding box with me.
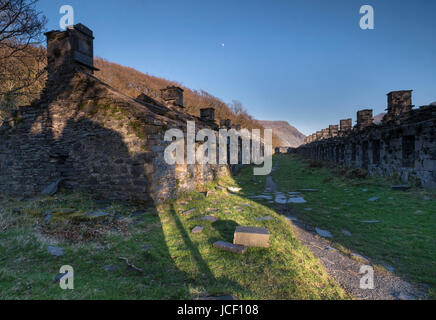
[36,0,436,135]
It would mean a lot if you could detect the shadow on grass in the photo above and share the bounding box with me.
[167,204,248,297]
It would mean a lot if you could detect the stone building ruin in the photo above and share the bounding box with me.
[0,23,260,203]
[300,91,436,189]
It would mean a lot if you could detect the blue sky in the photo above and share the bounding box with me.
[37,0,436,135]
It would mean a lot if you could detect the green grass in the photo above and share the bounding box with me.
[0,171,348,300]
[269,154,436,297]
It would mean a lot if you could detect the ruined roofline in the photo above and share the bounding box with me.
[302,106,436,146]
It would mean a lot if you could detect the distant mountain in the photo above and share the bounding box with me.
[373,112,386,124]
[258,120,306,148]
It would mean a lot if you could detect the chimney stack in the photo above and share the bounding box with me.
[383,90,413,122]
[339,118,352,136]
[329,125,339,138]
[356,109,373,130]
[200,108,215,122]
[160,86,184,108]
[45,23,97,81]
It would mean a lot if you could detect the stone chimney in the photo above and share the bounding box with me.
[160,86,184,108]
[329,125,339,138]
[321,128,329,139]
[220,119,231,129]
[316,131,322,140]
[45,23,97,81]
[312,133,316,142]
[356,109,373,130]
[383,90,413,122]
[340,119,352,131]
[339,119,352,136]
[200,108,215,122]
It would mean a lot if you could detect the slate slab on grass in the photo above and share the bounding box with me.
[191,226,204,234]
[288,197,307,204]
[342,230,352,236]
[392,185,411,191]
[298,189,319,192]
[368,197,379,202]
[255,216,273,221]
[85,211,110,217]
[274,193,287,204]
[200,215,218,222]
[315,227,333,238]
[48,246,64,257]
[103,265,118,272]
[181,208,196,215]
[213,241,247,254]
[239,203,253,207]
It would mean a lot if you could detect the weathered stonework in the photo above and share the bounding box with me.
[160,86,184,108]
[298,91,436,189]
[356,109,373,131]
[0,24,242,203]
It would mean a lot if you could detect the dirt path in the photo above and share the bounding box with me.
[266,167,427,300]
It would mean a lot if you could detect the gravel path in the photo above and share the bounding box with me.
[265,167,427,300]
[279,205,426,300]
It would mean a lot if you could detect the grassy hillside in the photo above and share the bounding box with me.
[258,120,306,147]
[94,58,282,146]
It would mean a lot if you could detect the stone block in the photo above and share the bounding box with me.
[391,185,411,191]
[233,226,270,248]
[213,241,247,254]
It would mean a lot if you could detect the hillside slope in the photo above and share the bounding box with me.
[94,58,281,146]
[258,120,306,147]
[373,113,386,124]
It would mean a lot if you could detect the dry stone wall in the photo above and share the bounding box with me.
[299,92,436,189]
[0,24,237,203]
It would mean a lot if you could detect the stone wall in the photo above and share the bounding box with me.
[0,24,239,203]
[298,92,436,189]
